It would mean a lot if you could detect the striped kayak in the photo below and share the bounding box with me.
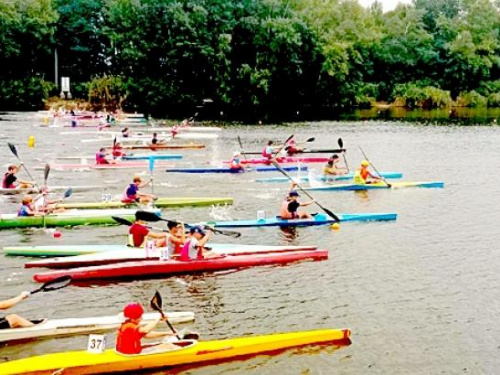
[23,245,318,268]
[6,244,317,258]
[0,209,159,230]
[165,166,308,173]
[57,197,233,210]
[0,311,194,343]
[0,185,104,195]
[121,144,205,150]
[304,181,445,191]
[0,328,350,375]
[122,153,182,160]
[223,157,329,165]
[35,161,174,171]
[255,171,403,183]
[203,213,397,228]
[33,250,328,282]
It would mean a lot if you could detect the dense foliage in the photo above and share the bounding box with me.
[2,0,500,119]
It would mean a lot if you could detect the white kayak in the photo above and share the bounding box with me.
[81,133,219,143]
[60,127,221,136]
[0,311,194,343]
[0,185,103,195]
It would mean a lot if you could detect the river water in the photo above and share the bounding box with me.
[0,113,499,374]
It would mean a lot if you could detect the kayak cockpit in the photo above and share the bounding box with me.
[116,339,197,357]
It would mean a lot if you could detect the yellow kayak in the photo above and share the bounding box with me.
[0,328,350,374]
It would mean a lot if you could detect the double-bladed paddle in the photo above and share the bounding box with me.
[358,147,391,187]
[30,275,72,295]
[271,161,340,222]
[338,138,349,172]
[7,142,39,189]
[284,137,315,153]
[237,136,249,165]
[274,134,294,157]
[42,188,73,227]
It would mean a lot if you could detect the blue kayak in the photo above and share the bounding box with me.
[304,181,444,191]
[256,171,403,183]
[165,166,308,173]
[203,213,397,227]
[123,154,183,161]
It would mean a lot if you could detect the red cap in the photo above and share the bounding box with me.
[123,303,144,319]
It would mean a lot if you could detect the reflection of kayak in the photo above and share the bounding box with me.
[223,157,329,165]
[256,171,403,183]
[165,166,308,173]
[304,181,444,191]
[204,213,397,228]
[0,328,350,375]
[34,161,175,171]
[0,209,159,230]
[0,311,194,343]
[0,185,104,195]
[57,197,233,210]
[33,250,328,282]
[24,245,318,268]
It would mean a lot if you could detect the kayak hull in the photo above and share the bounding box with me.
[165,166,308,173]
[204,213,398,228]
[256,171,403,183]
[0,312,194,343]
[121,144,205,150]
[57,197,233,210]
[305,181,445,191]
[122,154,182,160]
[36,161,174,171]
[223,157,329,165]
[33,250,328,282]
[0,329,350,375]
[0,185,104,195]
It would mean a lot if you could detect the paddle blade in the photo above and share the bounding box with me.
[136,210,162,222]
[44,164,50,185]
[321,206,341,223]
[149,157,155,173]
[7,142,18,158]
[284,134,294,144]
[112,216,133,226]
[31,275,72,294]
[150,291,163,313]
[338,138,343,149]
[63,187,73,199]
[306,137,315,142]
[113,137,117,148]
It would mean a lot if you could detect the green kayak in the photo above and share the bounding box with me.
[0,209,159,230]
[57,197,233,210]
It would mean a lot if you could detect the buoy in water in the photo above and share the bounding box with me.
[28,135,35,147]
[330,223,340,230]
[53,230,62,238]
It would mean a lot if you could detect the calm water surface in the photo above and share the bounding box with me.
[0,113,499,374]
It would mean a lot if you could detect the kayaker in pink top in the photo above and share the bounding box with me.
[278,183,314,219]
[95,148,116,165]
[262,141,275,163]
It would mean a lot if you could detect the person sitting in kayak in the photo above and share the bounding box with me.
[122,176,154,204]
[18,196,39,216]
[112,142,125,160]
[95,148,116,165]
[121,128,130,138]
[129,211,168,247]
[353,160,381,184]
[0,291,45,329]
[166,221,186,258]
[180,226,219,261]
[33,187,65,214]
[284,136,303,155]
[171,126,179,138]
[151,133,159,145]
[323,155,348,177]
[116,303,177,355]
[2,164,34,189]
[229,152,244,171]
[278,184,314,219]
[262,141,275,163]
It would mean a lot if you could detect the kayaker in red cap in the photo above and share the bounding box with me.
[278,183,314,219]
[129,211,168,247]
[0,291,46,329]
[122,176,154,204]
[2,164,34,189]
[116,303,177,355]
[353,160,381,184]
[323,155,348,178]
[180,226,219,261]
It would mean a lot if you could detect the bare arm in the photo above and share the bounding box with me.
[0,292,29,310]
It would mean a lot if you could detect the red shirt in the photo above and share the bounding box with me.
[116,321,145,354]
[129,223,149,247]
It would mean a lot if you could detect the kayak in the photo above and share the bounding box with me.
[0,185,104,195]
[203,212,397,228]
[57,197,233,210]
[81,133,219,143]
[33,250,328,282]
[255,171,403,183]
[165,166,308,173]
[223,157,329,165]
[304,181,445,191]
[35,161,174,171]
[0,311,194,343]
[122,154,182,160]
[60,127,222,135]
[0,209,160,230]
[23,245,319,268]
[0,328,350,374]
[244,148,346,155]
[121,144,205,150]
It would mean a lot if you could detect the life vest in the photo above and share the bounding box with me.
[262,146,272,159]
[180,239,202,261]
[167,236,183,258]
[95,152,107,164]
[116,321,143,354]
[353,168,369,184]
[122,184,138,202]
[18,204,32,217]
[2,173,15,189]
[229,157,242,170]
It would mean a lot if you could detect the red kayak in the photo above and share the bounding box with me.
[35,161,174,170]
[33,250,327,282]
[223,157,329,165]
[119,144,205,150]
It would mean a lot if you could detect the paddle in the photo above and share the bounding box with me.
[113,216,181,233]
[274,134,294,157]
[237,136,249,165]
[149,157,155,198]
[43,164,50,188]
[338,138,349,172]
[7,142,38,189]
[30,275,72,295]
[358,147,391,187]
[135,210,241,238]
[271,160,340,222]
[284,137,315,153]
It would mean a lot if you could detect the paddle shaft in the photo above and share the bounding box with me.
[8,143,39,189]
[237,136,249,164]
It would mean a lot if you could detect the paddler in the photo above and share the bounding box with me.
[17,196,39,216]
[166,221,186,258]
[33,187,65,214]
[116,303,177,355]
[129,211,167,247]
[112,142,125,160]
[96,147,117,165]
[278,183,314,219]
[262,141,275,163]
[353,160,381,184]
[122,176,154,204]
[121,127,130,138]
[284,136,303,155]
[2,164,34,189]
[180,226,219,261]
[229,152,244,171]
[0,291,45,329]
[323,155,348,177]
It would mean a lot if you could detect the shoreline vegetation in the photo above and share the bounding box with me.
[3,0,500,122]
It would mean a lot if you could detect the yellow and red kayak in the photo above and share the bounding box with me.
[0,328,350,374]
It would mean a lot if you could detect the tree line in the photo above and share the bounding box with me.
[2,0,500,121]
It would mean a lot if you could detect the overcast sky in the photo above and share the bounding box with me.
[358,0,412,12]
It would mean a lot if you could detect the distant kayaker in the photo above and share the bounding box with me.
[122,176,154,204]
[229,152,244,171]
[166,221,186,258]
[151,133,159,145]
[129,211,167,247]
[116,303,177,355]
[323,155,348,177]
[284,136,303,155]
[2,164,34,189]
[121,128,130,138]
[112,142,125,160]
[180,226,219,261]
[96,148,117,165]
[262,141,275,163]
[17,196,39,217]
[353,160,381,184]
[0,291,45,329]
[278,184,314,219]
